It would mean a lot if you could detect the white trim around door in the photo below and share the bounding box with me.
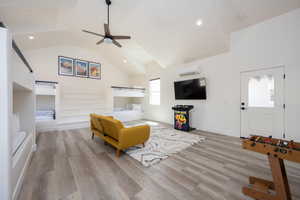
[240,66,286,139]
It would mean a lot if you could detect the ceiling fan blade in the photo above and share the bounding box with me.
[112,35,131,40]
[96,38,105,45]
[82,29,104,37]
[112,39,122,48]
[104,24,110,35]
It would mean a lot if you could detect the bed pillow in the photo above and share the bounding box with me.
[132,104,142,111]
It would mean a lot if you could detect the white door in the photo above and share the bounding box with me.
[241,67,285,138]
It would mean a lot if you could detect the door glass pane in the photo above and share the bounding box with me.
[248,75,274,108]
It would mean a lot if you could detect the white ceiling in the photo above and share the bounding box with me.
[1,0,300,75]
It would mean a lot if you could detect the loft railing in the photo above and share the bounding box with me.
[35,80,58,85]
[0,22,33,73]
[111,86,146,90]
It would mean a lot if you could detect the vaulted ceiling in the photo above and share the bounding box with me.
[1,0,300,75]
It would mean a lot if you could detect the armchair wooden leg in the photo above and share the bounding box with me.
[116,149,121,157]
[91,132,95,140]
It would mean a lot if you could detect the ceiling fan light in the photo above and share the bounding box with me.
[104,38,113,44]
[82,0,131,48]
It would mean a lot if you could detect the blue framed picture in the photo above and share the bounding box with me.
[89,62,101,79]
[75,59,89,78]
[58,56,74,76]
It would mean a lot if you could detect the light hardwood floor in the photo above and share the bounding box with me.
[18,126,300,200]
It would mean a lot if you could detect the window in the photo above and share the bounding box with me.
[248,75,275,108]
[149,78,160,105]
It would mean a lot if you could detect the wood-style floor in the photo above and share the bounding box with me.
[18,126,300,200]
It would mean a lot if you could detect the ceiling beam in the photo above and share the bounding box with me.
[0,22,33,73]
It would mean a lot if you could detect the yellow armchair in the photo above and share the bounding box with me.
[90,114,150,157]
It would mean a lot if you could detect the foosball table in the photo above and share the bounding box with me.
[241,135,300,200]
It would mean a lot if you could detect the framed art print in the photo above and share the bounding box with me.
[75,59,89,78]
[58,56,74,76]
[88,62,101,79]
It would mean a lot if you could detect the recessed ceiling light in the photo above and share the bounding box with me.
[196,19,203,26]
[28,35,35,40]
[123,59,127,63]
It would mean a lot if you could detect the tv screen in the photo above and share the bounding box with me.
[174,78,207,100]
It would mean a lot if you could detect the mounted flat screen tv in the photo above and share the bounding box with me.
[174,78,207,100]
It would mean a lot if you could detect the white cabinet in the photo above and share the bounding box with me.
[0,27,36,200]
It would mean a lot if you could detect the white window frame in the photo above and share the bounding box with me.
[149,78,160,105]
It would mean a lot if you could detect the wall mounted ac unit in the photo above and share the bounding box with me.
[178,65,201,77]
[179,71,200,77]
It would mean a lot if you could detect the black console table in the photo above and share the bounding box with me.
[172,105,194,132]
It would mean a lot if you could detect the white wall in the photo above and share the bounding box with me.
[25,45,131,124]
[36,96,55,110]
[13,89,36,135]
[0,27,12,200]
[113,97,131,109]
[144,8,300,141]
[113,97,144,111]
[144,53,239,136]
[12,50,35,91]
[129,74,147,88]
[231,8,300,141]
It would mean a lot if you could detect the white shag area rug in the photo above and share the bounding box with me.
[124,121,205,167]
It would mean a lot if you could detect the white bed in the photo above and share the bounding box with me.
[108,110,144,122]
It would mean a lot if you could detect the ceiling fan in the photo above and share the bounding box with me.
[82,0,131,48]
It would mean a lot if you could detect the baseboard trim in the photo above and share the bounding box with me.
[143,118,239,138]
[37,121,90,133]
